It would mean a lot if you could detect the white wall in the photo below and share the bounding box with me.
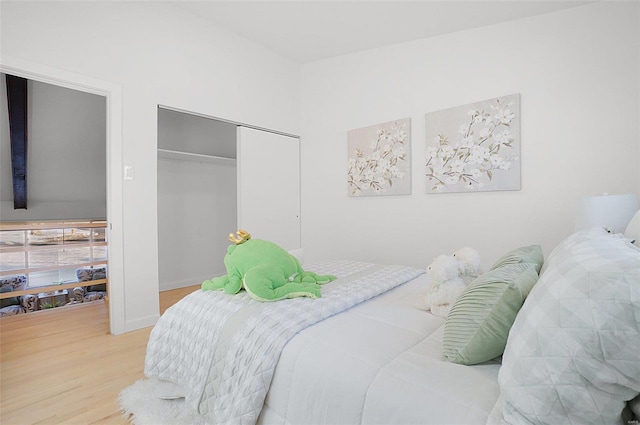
[0,2,300,331]
[300,2,640,269]
[0,76,106,220]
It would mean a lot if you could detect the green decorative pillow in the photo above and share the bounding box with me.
[490,245,544,273]
[0,285,20,308]
[442,263,539,365]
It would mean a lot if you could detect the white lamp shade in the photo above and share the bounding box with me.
[575,193,639,234]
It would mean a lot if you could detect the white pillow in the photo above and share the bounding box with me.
[499,228,640,424]
[625,210,640,246]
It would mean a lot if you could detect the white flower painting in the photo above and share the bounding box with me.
[347,118,411,197]
[425,94,521,193]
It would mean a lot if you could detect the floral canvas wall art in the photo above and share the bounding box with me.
[425,94,521,193]
[347,118,411,197]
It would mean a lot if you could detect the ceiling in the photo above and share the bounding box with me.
[169,1,594,64]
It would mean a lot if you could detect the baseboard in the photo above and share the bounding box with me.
[124,313,161,333]
[159,275,213,292]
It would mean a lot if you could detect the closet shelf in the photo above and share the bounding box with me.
[157,149,237,166]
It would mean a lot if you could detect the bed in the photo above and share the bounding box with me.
[141,224,640,425]
[257,271,501,425]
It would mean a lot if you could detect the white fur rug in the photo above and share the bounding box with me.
[118,378,209,425]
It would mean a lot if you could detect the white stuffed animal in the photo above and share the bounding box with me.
[452,247,482,284]
[424,255,466,318]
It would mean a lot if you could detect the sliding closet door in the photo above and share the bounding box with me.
[237,127,300,250]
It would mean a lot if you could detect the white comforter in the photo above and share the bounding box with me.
[259,272,502,425]
[144,261,424,425]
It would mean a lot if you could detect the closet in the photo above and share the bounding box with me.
[157,107,301,291]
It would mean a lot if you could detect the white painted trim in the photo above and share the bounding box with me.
[0,55,127,335]
[160,275,211,292]
[123,313,161,333]
[158,104,299,139]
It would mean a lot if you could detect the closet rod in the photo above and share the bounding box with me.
[157,105,299,139]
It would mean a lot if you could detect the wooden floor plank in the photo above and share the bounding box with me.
[0,285,199,425]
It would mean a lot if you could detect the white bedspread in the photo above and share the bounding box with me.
[144,261,424,425]
[258,273,502,425]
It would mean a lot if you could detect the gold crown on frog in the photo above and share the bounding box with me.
[229,229,251,245]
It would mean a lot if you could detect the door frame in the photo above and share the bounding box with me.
[0,55,126,334]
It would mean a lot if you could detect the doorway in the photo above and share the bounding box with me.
[0,58,124,334]
[0,74,108,315]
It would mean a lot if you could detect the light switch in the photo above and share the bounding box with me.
[124,165,135,180]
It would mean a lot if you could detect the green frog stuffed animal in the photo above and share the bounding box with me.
[201,230,336,301]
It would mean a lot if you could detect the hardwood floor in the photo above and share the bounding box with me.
[0,285,199,425]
